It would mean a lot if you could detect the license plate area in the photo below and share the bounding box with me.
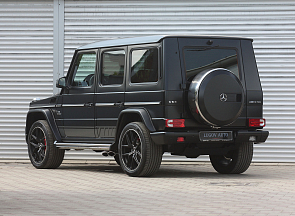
[199,131,233,142]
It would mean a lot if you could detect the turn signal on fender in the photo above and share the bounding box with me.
[248,118,265,127]
[165,119,185,128]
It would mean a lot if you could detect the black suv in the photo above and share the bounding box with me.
[26,35,269,176]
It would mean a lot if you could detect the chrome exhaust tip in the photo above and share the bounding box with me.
[102,151,109,157]
[108,151,115,157]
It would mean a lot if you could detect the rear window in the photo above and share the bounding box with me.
[184,48,239,80]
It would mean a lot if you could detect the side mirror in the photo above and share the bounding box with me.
[56,77,67,88]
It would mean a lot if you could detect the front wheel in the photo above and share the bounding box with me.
[27,120,65,169]
[209,142,253,174]
[118,122,162,177]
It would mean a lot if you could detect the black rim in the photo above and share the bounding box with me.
[29,126,47,164]
[120,129,142,171]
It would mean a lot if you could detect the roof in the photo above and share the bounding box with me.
[77,35,252,50]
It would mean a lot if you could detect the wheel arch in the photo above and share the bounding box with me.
[26,109,62,143]
[110,108,156,152]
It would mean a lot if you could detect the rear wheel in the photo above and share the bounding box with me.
[209,142,253,174]
[27,120,65,169]
[118,122,162,177]
[114,154,120,166]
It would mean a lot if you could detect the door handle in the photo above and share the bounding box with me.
[114,102,124,108]
[84,102,93,107]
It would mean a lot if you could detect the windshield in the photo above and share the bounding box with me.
[184,48,239,80]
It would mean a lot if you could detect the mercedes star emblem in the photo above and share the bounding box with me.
[220,93,228,102]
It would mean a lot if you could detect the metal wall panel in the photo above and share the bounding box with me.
[1,0,294,162]
[63,0,295,162]
[0,1,54,159]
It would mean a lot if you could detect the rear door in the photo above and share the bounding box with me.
[95,48,126,141]
[178,37,246,127]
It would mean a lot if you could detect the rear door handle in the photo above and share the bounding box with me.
[84,102,93,107]
[114,102,124,107]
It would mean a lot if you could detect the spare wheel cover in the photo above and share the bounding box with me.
[188,68,244,126]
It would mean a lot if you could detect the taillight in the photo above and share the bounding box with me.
[248,118,265,127]
[177,137,185,142]
[165,119,185,128]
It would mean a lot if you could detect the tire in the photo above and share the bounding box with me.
[27,120,65,169]
[114,154,121,166]
[209,142,253,174]
[118,122,162,177]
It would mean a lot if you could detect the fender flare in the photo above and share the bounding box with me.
[26,109,62,142]
[117,108,156,132]
[110,108,156,152]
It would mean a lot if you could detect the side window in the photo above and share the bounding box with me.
[131,48,158,83]
[71,52,96,87]
[101,50,125,85]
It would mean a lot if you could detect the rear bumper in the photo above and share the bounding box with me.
[150,130,269,145]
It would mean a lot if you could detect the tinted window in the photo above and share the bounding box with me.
[101,50,125,85]
[131,48,158,83]
[184,48,239,80]
[72,52,96,87]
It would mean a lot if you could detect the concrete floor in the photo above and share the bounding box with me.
[1,160,295,215]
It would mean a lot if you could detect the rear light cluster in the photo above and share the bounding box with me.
[248,118,265,127]
[165,119,185,128]
[177,137,185,142]
[165,119,185,142]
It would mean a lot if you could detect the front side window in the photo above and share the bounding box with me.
[184,48,239,80]
[131,48,158,83]
[101,50,125,85]
[71,52,96,87]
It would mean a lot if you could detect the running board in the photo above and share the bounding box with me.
[54,141,111,151]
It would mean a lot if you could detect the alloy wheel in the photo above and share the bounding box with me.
[120,129,142,172]
[29,127,47,164]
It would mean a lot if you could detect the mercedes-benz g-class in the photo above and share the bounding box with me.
[26,35,269,176]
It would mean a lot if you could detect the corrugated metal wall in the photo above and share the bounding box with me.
[0,0,294,162]
[0,1,54,159]
[63,0,295,162]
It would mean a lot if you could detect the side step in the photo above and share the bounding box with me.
[54,141,111,151]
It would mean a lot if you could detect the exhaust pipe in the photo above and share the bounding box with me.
[102,151,115,157]
[102,151,108,157]
[108,151,115,157]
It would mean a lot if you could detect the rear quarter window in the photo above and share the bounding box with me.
[131,48,158,83]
